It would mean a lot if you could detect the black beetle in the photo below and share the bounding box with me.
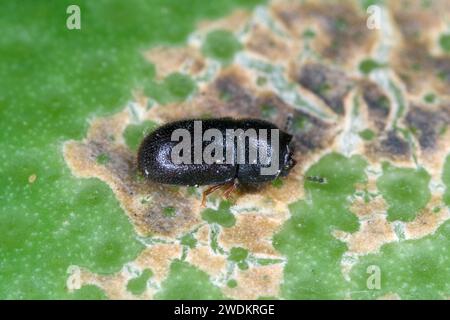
[137,118,296,205]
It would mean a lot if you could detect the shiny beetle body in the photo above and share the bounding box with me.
[137,118,296,187]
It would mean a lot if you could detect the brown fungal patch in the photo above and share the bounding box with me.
[196,9,250,33]
[144,46,205,80]
[366,130,412,163]
[271,0,377,65]
[339,190,395,255]
[219,214,285,257]
[292,62,354,115]
[291,108,337,155]
[350,195,388,218]
[392,45,450,98]
[222,264,283,299]
[340,215,396,255]
[389,0,447,43]
[402,103,450,179]
[186,246,227,277]
[214,68,258,116]
[133,244,183,281]
[245,23,296,62]
[359,80,391,132]
[405,104,449,151]
[67,265,135,300]
[195,224,211,244]
[389,0,450,98]
[420,129,450,180]
[342,174,448,258]
[67,244,182,299]
[404,195,450,240]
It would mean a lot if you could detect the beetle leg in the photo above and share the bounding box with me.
[201,184,225,207]
[223,180,238,199]
[201,180,238,207]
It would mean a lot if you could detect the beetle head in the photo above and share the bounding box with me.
[279,134,296,177]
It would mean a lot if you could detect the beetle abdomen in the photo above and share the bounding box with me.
[137,119,237,186]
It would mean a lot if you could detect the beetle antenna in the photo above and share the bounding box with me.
[285,113,294,133]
